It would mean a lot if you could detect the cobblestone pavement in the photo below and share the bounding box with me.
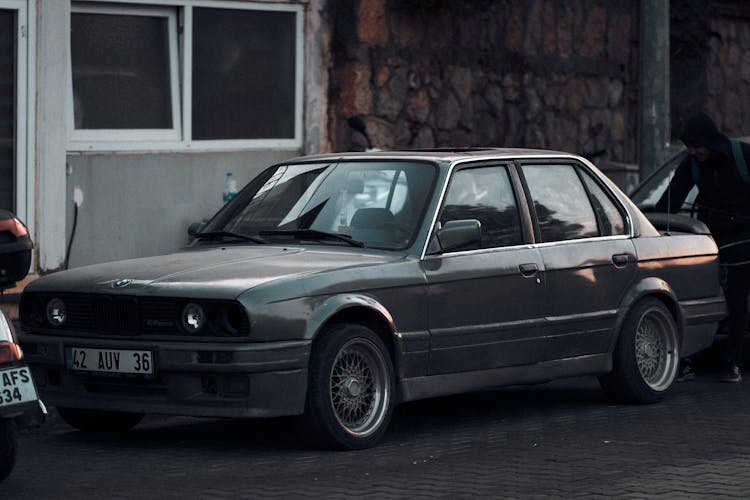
[3,372,750,499]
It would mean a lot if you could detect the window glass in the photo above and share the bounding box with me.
[522,164,598,242]
[203,161,437,250]
[440,166,522,249]
[192,8,296,140]
[71,13,172,129]
[580,170,627,236]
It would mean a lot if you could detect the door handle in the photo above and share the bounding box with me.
[519,263,539,277]
[612,254,629,268]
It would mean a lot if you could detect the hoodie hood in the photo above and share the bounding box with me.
[680,113,731,156]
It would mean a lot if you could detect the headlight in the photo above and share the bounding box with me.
[181,303,205,333]
[46,298,67,327]
[217,304,244,336]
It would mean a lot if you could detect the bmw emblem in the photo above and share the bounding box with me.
[113,279,132,288]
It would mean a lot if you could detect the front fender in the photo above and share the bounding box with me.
[306,293,397,341]
[609,277,683,352]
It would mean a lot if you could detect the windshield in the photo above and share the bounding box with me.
[200,160,438,249]
[629,150,697,212]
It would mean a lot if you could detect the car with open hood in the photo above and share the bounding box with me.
[18,149,726,449]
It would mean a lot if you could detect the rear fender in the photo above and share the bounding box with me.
[608,277,684,352]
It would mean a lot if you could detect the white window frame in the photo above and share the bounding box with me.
[67,0,304,153]
[67,4,181,145]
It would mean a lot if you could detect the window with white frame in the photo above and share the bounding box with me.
[192,7,297,140]
[68,1,303,150]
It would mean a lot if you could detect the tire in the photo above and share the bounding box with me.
[57,407,144,434]
[599,298,679,403]
[0,419,17,482]
[301,323,395,450]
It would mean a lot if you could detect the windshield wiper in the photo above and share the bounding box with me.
[194,231,268,244]
[259,229,365,247]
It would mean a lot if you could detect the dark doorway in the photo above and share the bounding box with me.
[0,10,15,212]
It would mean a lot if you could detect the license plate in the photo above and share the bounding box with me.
[0,366,38,407]
[70,347,154,375]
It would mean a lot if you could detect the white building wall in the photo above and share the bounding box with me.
[64,150,298,267]
[36,0,69,272]
[31,0,331,271]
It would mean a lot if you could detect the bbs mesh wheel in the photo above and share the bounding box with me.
[301,323,395,450]
[599,298,679,403]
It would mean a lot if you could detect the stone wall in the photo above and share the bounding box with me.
[328,0,750,162]
[671,0,750,138]
[329,0,638,163]
[705,4,750,137]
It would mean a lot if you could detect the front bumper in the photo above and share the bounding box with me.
[18,333,311,418]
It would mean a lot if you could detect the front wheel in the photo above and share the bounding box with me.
[599,298,679,403]
[301,324,395,450]
[57,407,144,434]
[0,418,17,482]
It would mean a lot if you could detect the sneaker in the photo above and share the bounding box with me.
[721,365,742,383]
[676,361,695,382]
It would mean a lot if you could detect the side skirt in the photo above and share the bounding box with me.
[399,353,612,402]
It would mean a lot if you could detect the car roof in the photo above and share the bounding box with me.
[284,148,582,164]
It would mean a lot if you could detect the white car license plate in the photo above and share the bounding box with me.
[70,347,154,375]
[0,366,38,407]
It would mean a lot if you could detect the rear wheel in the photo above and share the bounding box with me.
[0,419,17,482]
[301,323,395,450]
[599,298,679,403]
[57,407,144,434]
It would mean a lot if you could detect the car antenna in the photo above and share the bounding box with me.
[666,177,671,233]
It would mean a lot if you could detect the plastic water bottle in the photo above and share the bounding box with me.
[223,172,238,203]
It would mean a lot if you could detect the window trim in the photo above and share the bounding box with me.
[67,0,304,152]
[67,4,182,145]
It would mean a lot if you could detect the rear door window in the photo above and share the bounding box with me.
[521,164,598,242]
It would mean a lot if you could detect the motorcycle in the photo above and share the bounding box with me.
[0,209,45,482]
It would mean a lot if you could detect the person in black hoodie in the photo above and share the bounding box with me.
[657,112,750,382]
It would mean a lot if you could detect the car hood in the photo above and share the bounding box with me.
[25,245,401,299]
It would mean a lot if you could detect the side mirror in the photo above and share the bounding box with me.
[0,210,32,291]
[428,219,482,254]
[187,222,205,238]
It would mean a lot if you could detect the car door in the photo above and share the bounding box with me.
[518,161,637,361]
[423,163,547,375]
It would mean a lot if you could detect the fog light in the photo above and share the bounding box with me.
[181,303,205,333]
[46,298,66,327]
[217,376,250,397]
